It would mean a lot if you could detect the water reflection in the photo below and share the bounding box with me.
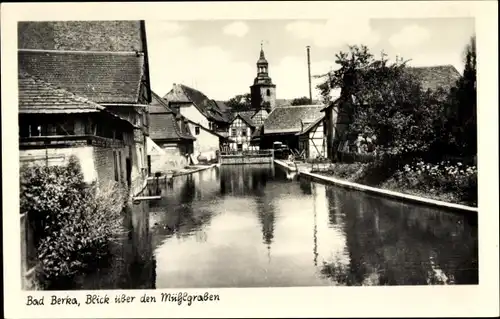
[74,164,478,289]
[320,187,478,286]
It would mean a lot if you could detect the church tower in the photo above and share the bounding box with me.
[250,43,276,112]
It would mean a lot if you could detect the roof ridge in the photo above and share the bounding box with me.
[18,48,144,56]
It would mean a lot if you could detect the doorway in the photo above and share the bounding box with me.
[126,158,132,187]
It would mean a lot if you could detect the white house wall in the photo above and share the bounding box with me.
[178,103,210,129]
[308,122,326,159]
[187,122,219,160]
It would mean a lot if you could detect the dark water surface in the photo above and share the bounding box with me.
[74,164,478,288]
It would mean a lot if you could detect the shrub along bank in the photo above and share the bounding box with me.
[20,156,128,289]
[318,156,477,207]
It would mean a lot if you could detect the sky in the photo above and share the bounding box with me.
[145,17,475,101]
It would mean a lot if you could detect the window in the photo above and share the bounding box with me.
[266,89,271,96]
[195,126,200,135]
[237,144,243,151]
[242,129,247,137]
[231,128,237,137]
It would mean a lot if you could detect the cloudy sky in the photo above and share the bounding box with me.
[145,17,475,101]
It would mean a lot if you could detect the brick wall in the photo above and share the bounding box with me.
[18,21,143,52]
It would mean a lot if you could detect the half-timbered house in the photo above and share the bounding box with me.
[227,112,258,151]
[257,105,325,155]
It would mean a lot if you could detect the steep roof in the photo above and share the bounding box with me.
[18,49,145,104]
[295,115,325,136]
[18,71,104,114]
[149,113,195,141]
[149,91,194,141]
[263,105,324,134]
[408,65,461,92]
[149,90,172,114]
[233,111,257,127]
[214,100,230,113]
[18,71,136,127]
[163,84,229,123]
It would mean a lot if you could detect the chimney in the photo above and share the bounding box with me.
[307,46,312,104]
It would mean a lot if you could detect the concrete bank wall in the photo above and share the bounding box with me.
[299,171,478,214]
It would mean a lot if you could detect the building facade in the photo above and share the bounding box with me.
[164,83,231,160]
[18,72,136,188]
[259,105,325,152]
[227,113,258,151]
[18,20,152,195]
[297,116,326,159]
[148,91,195,173]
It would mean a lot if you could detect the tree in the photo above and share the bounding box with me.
[291,96,311,106]
[225,93,252,112]
[444,36,477,156]
[316,45,447,156]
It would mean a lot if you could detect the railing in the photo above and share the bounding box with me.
[219,149,274,157]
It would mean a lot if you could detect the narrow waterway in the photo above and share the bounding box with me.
[73,164,478,289]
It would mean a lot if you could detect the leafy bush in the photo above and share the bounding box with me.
[384,159,477,206]
[322,163,367,181]
[20,156,127,288]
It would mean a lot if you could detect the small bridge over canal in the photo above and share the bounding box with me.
[219,149,274,165]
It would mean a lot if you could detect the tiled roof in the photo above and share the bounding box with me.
[214,100,230,113]
[263,105,324,134]
[408,65,461,92]
[149,91,172,114]
[149,91,194,141]
[163,84,229,123]
[235,111,257,127]
[18,71,104,114]
[18,49,145,104]
[296,115,325,135]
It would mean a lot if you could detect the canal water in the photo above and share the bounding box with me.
[73,164,478,289]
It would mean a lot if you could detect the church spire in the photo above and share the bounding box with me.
[260,41,265,59]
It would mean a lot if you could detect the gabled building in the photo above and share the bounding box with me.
[163,83,232,160]
[18,20,152,194]
[257,105,325,155]
[321,64,462,160]
[18,72,137,187]
[227,111,259,151]
[148,91,195,172]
